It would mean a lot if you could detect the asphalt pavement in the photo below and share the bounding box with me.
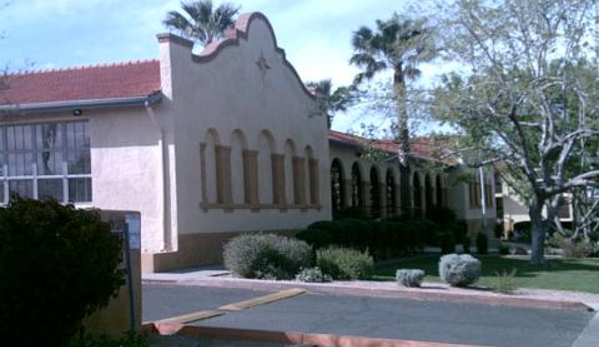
[143,283,594,347]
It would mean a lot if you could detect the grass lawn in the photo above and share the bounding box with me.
[374,255,599,294]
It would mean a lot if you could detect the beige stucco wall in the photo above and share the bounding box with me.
[89,107,170,253]
[163,16,330,234]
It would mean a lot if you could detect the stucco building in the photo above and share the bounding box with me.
[0,12,495,272]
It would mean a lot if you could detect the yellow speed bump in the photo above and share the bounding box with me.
[219,288,307,311]
[157,310,224,325]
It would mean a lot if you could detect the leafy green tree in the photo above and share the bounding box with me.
[350,13,437,214]
[430,0,599,264]
[164,0,240,47]
[306,79,353,129]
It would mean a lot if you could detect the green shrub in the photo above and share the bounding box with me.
[462,235,471,254]
[396,269,425,287]
[441,231,456,254]
[295,228,332,249]
[476,232,489,254]
[295,267,332,283]
[549,234,594,259]
[498,243,510,255]
[494,269,517,295]
[0,197,124,347]
[333,207,371,220]
[439,253,481,287]
[223,234,313,280]
[316,247,374,280]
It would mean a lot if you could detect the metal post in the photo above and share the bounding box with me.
[123,222,137,331]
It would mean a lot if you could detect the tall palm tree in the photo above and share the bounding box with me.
[164,0,240,47]
[307,79,353,129]
[350,13,437,215]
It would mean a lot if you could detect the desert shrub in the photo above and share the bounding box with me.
[462,235,471,254]
[439,253,481,287]
[396,269,425,287]
[494,269,517,295]
[223,234,313,280]
[316,247,374,280]
[295,267,332,283]
[0,197,124,347]
[440,231,456,254]
[549,234,594,259]
[295,228,332,249]
[333,207,371,220]
[476,232,489,254]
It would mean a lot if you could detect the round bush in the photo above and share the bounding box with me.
[438,253,481,287]
[316,247,374,280]
[295,267,332,283]
[396,269,425,287]
[223,233,313,280]
[0,198,124,347]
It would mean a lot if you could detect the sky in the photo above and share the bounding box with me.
[0,0,448,133]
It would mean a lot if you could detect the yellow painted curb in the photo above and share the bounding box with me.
[157,310,224,325]
[219,288,307,311]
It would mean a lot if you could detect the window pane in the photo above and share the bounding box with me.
[66,122,90,175]
[38,179,63,202]
[0,180,4,203]
[8,180,33,199]
[36,124,63,176]
[68,178,91,202]
[6,125,34,177]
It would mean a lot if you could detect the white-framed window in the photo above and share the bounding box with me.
[0,120,91,204]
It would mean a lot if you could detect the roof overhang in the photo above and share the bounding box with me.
[0,91,162,115]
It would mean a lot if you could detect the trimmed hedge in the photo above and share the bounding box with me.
[302,217,452,260]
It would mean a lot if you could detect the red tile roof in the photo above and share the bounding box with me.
[328,130,457,165]
[0,60,161,106]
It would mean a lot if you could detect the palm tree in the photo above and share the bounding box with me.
[307,79,353,129]
[350,13,437,215]
[164,0,240,47]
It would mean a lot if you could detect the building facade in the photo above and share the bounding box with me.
[0,12,495,272]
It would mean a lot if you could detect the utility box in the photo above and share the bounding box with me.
[85,210,142,336]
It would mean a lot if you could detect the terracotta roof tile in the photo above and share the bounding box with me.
[0,60,160,106]
[328,130,457,165]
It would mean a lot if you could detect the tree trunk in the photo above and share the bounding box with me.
[394,67,412,216]
[529,198,547,264]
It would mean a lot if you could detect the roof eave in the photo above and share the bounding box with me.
[0,92,162,114]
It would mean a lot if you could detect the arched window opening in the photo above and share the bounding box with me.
[370,167,381,219]
[386,169,396,217]
[351,162,363,208]
[436,175,443,208]
[330,159,344,213]
[425,173,434,212]
[413,173,422,217]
